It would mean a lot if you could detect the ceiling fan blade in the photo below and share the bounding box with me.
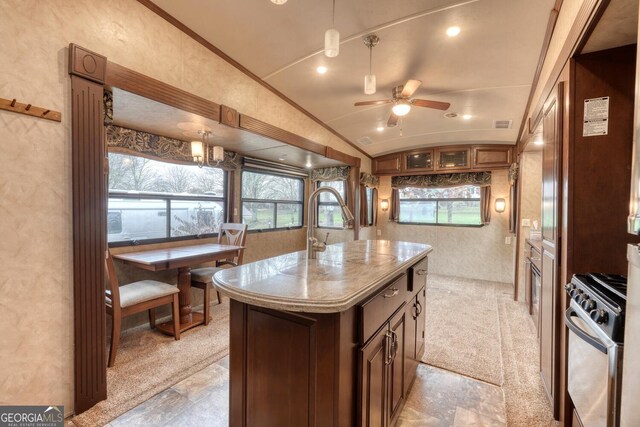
[412,99,451,110]
[401,80,422,98]
[387,113,399,127]
[354,99,392,107]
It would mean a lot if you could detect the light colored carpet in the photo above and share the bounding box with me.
[422,274,505,386]
[497,294,558,426]
[72,299,230,427]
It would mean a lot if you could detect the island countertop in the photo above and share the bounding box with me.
[213,239,432,313]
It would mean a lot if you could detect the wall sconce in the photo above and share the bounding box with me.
[495,198,506,213]
[380,199,389,212]
[191,130,224,168]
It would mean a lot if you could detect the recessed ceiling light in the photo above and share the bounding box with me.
[271,0,288,4]
[462,114,472,120]
[446,26,461,37]
[376,126,385,132]
[534,139,544,146]
[316,66,328,74]
[305,161,312,168]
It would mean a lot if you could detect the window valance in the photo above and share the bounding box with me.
[359,172,379,188]
[311,165,350,182]
[391,171,491,189]
[106,125,240,171]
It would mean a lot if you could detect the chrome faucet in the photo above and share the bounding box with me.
[307,186,355,259]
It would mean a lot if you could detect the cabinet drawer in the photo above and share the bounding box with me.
[359,274,407,343]
[408,257,428,293]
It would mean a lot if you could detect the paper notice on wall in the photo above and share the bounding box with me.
[583,96,609,137]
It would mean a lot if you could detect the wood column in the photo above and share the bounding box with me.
[69,44,108,413]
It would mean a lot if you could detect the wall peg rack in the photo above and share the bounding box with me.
[0,97,61,122]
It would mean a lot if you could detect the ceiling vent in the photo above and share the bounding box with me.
[357,136,373,146]
[494,120,513,129]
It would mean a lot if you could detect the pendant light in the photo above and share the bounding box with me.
[324,0,339,57]
[363,34,379,95]
[191,130,224,168]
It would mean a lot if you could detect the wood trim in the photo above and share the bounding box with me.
[513,151,523,301]
[71,73,108,413]
[326,146,361,168]
[239,114,325,156]
[516,1,561,153]
[105,61,221,123]
[69,43,107,84]
[519,0,605,152]
[136,0,372,160]
[221,105,239,128]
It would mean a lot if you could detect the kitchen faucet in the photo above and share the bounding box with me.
[307,186,355,259]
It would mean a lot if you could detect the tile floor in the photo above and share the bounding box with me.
[107,356,506,427]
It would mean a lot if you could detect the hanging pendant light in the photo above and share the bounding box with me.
[191,130,224,168]
[363,34,379,95]
[324,0,339,57]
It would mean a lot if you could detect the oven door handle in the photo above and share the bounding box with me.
[564,308,608,354]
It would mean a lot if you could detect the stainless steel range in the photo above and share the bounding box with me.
[565,273,627,427]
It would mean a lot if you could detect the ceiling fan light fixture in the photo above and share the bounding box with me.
[324,28,340,57]
[364,74,376,95]
[392,100,411,117]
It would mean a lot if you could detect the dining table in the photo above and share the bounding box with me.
[112,242,244,335]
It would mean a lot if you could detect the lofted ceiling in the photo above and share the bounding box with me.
[150,0,555,157]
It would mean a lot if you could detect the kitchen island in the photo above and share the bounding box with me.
[214,240,432,427]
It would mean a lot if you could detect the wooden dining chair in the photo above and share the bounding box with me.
[105,251,181,367]
[191,223,248,324]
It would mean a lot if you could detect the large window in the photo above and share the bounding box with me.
[398,185,482,226]
[107,153,226,245]
[317,181,347,228]
[241,170,304,231]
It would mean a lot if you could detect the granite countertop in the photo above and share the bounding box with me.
[213,240,433,313]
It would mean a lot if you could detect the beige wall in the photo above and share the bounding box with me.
[0,0,370,415]
[516,151,543,301]
[376,171,516,284]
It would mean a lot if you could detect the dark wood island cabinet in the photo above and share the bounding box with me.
[214,240,432,426]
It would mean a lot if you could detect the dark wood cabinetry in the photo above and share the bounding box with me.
[360,323,388,427]
[540,83,562,418]
[373,144,513,175]
[373,154,402,175]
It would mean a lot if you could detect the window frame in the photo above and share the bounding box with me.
[107,171,228,247]
[397,186,484,228]
[240,168,305,233]
[316,180,348,229]
[365,187,374,227]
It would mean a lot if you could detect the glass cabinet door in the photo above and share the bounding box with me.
[436,148,471,170]
[405,151,433,171]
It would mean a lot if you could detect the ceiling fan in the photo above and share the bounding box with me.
[354,79,451,127]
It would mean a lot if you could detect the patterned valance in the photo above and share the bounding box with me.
[509,163,519,184]
[359,172,379,188]
[106,125,240,171]
[391,172,492,189]
[104,90,113,125]
[311,165,350,182]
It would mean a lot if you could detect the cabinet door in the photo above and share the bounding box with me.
[472,145,513,169]
[373,154,402,175]
[415,287,426,360]
[435,147,471,171]
[404,301,417,396]
[359,325,388,427]
[540,249,557,408]
[403,150,434,173]
[388,307,406,425]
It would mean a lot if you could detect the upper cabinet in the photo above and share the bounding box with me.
[373,144,513,175]
[373,153,402,175]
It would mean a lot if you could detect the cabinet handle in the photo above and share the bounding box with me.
[390,330,398,363]
[384,331,394,365]
[416,269,428,276]
[383,287,399,298]
[416,300,422,316]
[412,303,418,320]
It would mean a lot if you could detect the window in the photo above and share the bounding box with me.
[241,170,304,231]
[398,185,482,226]
[317,181,347,228]
[107,153,226,245]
